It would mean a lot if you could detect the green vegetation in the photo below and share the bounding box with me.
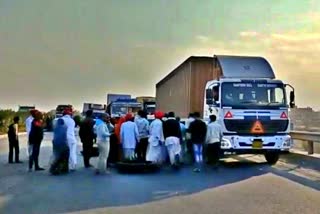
[0,110,55,135]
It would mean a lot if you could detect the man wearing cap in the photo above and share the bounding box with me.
[146,111,165,164]
[120,113,139,160]
[62,108,77,171]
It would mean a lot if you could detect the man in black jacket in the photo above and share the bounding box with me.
[163,112,182,168]
[79,110,95,168]
[188,112,207,172]
[7,116,22,164]
[29,111,45,171]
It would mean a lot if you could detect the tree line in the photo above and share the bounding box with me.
[0,109,83,135]
[0,110,54,135]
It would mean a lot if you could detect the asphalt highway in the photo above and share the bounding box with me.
[0,133,319,214]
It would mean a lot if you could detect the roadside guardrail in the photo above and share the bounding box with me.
[290,131,320,155]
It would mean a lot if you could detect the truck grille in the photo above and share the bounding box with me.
[224,119,289,135]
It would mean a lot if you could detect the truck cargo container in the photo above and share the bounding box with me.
[156,56,214,118]
[156,55,296,164]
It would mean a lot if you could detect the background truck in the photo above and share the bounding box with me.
[107,99,143,118]
[156,55,295,164]
[136,96,156,119]
[82,103,107,119]
[55,104,73,118]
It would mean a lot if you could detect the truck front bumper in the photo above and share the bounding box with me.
[221,134,292,154]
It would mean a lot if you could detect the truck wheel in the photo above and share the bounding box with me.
[264,152,280,165]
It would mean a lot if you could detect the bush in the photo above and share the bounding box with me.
[0,109,54,134]
[0,110,29,135]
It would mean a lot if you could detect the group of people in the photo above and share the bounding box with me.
[7,108,223,175]
[144,111,223,172]
[7,108,78,174]
[7,109,46,171]
[80,109,223,173]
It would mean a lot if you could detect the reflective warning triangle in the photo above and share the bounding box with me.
[251,120,264,134]
[280,112,288,119]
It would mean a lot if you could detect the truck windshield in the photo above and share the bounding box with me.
[221,82,287,109]
[145,104,156,114]
[111,105,127,115]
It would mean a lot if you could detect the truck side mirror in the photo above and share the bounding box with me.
[289,91,295,108]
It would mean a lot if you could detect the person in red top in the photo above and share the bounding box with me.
[115,116,126,161]
[28,111,45,172]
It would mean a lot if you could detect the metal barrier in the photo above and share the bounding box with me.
[290,131,320,154]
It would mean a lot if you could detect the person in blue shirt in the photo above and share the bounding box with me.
[50,118,69,175]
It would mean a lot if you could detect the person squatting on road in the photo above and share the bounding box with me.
[94,114,111,175]
[146,111,165,164]
[28,111,45,172]
[120,113,139,160]
[7,116,22,164]
[79,110,95,168]
[50,118,69,175]
[163,112,182,169]
[135,110,150,161]
[188,112,207,172]
[62,108,77,171]
[205,114,223,168]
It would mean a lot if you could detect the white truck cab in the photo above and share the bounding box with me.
[203,55,295,164]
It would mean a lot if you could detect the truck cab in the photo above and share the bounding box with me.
[107,99,143,118]
[55,104,73,118]
[203,55,295,164]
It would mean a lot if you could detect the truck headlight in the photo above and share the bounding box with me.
[282,138,292,147]
[221,138,232,149]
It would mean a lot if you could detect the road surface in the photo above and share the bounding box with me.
[0,133,319,214]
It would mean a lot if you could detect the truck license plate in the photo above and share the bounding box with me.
[252,141,263,149]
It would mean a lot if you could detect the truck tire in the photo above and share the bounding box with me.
[264,152,280,165]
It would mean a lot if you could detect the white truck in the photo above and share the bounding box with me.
[156,55,295,164]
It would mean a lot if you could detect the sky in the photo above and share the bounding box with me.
[0,0,320,111]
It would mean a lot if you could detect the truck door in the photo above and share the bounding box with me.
[204,83,220,121]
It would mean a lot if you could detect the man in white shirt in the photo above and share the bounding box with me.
[146,111,165,164]
[94,114,111,175]
[120,114,139,160]
[205,114,223,167]
[62,108,77,171]
[25,109,38,156]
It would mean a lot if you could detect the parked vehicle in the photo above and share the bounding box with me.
[156,55,295,164]
[82,103,107,119]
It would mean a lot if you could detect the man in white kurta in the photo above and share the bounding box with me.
[146,111,165,164]
[62,109,77,170]
[94,115,111,174]
[163,112,182,167]
[25,109,37,156]
[120,114,139,160]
